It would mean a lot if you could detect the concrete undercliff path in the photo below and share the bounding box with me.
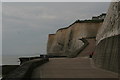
[31,57,118,78]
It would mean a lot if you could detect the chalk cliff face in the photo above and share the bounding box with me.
[93,2,120,73]
[47,20,103,57]
[96,2,120,44]
[47,2,119,73]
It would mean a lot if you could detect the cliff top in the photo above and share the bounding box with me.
[56,19,104,32]
[49,34,55,35]
[56,13,106,32]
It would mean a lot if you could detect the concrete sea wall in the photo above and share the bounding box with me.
[93,35,119,73]
[2,58,49,80]
[2,65,19,77]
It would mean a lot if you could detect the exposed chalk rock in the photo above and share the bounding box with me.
[47,19,103,57]
[96,2,120,44]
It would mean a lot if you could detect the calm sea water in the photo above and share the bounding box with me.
[2,55,20,65]
[2,55,40,65]
[0,55,20,79]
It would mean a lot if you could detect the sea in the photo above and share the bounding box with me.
[2,55,20,65]
[0,55,21,79]
[0,55,40,79]
[2,55,41,65]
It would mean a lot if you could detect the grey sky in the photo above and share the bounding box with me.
[0,2,2,65]
[2,2,110,56]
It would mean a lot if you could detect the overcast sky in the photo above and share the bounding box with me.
[2,2,110,56]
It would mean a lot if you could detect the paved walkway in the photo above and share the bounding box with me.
[31,57,118,78]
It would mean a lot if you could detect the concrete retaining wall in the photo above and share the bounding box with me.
[93,35,119,73]
[2,58,49,80]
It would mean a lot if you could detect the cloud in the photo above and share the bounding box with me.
[2,2,110,56]
[0,2,2,60]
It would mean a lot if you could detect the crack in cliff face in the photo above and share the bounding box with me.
[58,42,64,51]
[68,30,73,49]
[68,38,89,58]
